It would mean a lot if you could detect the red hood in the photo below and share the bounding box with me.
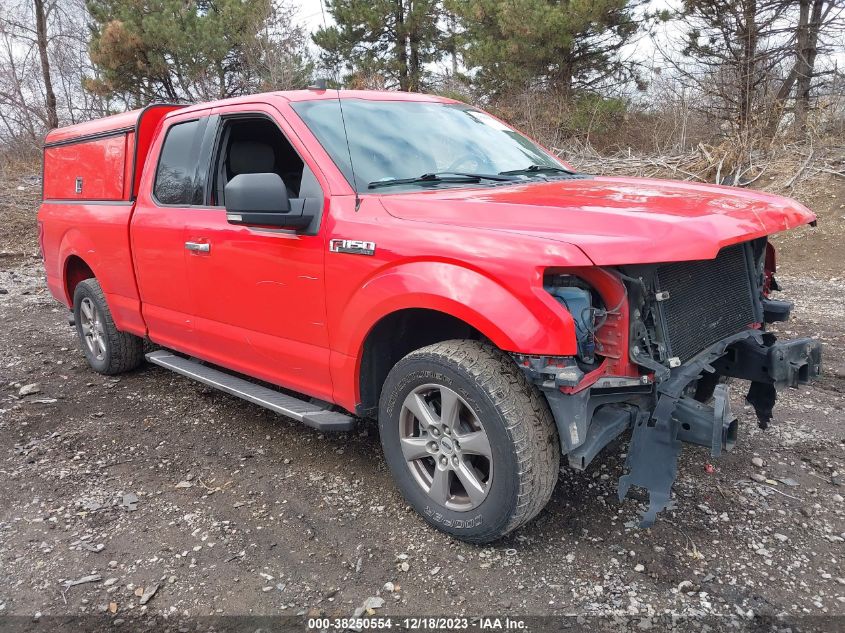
[378,176,816,265]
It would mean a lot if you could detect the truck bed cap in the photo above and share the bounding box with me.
[43,103,184,201]
[45,109,149,146]
[45,104,185,146]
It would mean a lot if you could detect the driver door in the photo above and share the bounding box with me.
[183,103,333,401]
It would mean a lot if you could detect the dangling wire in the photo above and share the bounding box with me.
[318,0,360,210]
[336,95,360,209]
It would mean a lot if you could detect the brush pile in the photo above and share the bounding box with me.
[559,140,845,198]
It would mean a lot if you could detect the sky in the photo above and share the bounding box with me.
[295,0,333,34]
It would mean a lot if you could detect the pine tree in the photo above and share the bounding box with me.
[312,0,443,91]
[86,0,311,104]
[448,0,646,97]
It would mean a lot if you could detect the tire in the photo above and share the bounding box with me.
[73,278,144,375]
[378,340,560,543]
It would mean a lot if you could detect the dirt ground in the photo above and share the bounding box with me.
[0,165,843,631]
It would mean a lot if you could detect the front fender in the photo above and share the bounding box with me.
[336,260,578,358]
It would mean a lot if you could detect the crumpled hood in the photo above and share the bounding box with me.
[379,176,816,265]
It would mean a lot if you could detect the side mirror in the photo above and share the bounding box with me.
[224,173,313,229]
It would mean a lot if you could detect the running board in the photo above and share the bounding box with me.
[145,350,355,432]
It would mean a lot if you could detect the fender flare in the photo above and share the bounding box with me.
[337,261,579,359]
[57,229,102,304]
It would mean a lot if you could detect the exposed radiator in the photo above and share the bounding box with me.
[655,244,758,362]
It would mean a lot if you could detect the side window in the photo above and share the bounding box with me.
[211,116,321,206]
[154,119,205,205]
[299,164,322,199]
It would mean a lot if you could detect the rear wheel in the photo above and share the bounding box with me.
[378,340,560,543]
[73,278,144,375]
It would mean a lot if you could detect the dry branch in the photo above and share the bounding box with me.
[557,140,845,196]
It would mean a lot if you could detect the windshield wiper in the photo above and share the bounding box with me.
[499,164,575,176]
[368,171,517,190]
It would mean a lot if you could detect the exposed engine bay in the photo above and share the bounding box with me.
[518,237,822,526]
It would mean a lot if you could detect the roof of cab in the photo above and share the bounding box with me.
[280,89,457,103]
[44,104,184,146]
[171,89,459,118]
[44,90,459,142]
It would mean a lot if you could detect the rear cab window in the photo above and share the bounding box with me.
[153,118,209,205]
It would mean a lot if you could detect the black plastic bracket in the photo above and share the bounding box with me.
[762,298,792,323]
[712,334,822,428]
[713,334,821,388]
[673,385,737,457]
[619,330,762,526]
[618,329,822,526]
[567,405,635,470]
[543,387,648,455]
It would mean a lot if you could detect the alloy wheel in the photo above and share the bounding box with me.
[79,297,106,361]
[399,383,493,511]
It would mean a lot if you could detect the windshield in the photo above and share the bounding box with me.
[290,99,567,193]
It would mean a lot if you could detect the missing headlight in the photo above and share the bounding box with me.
[544,275,597,363]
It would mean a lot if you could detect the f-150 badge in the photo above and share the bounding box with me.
[329,239,376,256]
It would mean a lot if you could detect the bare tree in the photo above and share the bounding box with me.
[32,0,57,129]
[243,0,313,92]
[659,0,845,143]
[786,0,845,134]
[662,0,794,139]
[0,0,113,148]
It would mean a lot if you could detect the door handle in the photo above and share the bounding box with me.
[185,241,210,253]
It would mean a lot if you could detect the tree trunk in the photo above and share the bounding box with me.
[737,0,758,138]
[794,0,825,136]
[553,44,575,95]
[406,0,422,90]
[33,0,58,130]
[447,12,458,77]
[794,0,812,134]
[394,0,410,91]
[409,32,420,91]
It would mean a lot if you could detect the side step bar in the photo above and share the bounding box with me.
[145,350,356,432]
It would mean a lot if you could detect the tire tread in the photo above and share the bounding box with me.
[74,279,144,375]
[395,340,560,542]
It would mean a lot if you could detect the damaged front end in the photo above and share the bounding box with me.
[515,238,822,526]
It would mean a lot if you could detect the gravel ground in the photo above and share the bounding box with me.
[0,172,843,631]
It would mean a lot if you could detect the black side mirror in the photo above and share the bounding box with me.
[224,173,313,229]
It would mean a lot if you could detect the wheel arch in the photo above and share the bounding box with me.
[341,261,578,417]
[64,254,96,305]
[356,308,486,418]
[56,227,102,306]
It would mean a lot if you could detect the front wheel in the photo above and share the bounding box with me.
[378,340,560,543]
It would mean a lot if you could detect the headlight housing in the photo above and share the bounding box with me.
[544,274,598,364]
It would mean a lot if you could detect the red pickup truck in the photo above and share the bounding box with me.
[37,89,821,542]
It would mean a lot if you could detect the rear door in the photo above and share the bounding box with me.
[131,111,213,355]
[181,103,334,402]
